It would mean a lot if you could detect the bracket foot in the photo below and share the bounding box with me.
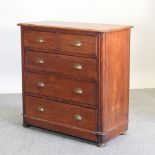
[97,142,106,147]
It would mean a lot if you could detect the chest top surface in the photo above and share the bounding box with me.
[18,21,132,32]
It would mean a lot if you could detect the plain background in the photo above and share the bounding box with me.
[0,0,155,93]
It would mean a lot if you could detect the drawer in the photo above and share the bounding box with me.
[23,30,59,50]
[25,72,97,105]
[25,51,97,81]
[25,96,97,131]
[60,34,97,56]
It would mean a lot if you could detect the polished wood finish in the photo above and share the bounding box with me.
[98,29,130,145]
[24,116,97,141]
[25,96,97,131]
[102,30,130,131]
[25,51,97,81]
[60,34,97,56]
[19,21,132,146]
[18,21,132,32]
[25,72,97,105]
[23,30,59,50]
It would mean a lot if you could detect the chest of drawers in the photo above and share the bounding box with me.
[18,21,132,147]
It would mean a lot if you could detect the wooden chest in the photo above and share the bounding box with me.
[18,21,132,147]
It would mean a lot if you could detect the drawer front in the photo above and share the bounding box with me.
[25,51,97,81]
[25,72,97,105]
[60,34,97,56]
[23,30,59,50]
[25,96,97,131]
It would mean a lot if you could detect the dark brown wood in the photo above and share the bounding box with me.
[25,93,97,109]
[24,116,97,141]
[20,27,27,126]
[25,51,97,81]
[25,72,97,105]
[18,21,132,147]
[25,96,97,131]
[98,29,130,145]
[23,30,59,51]
[21,26,99,37]
[60,34,97,56]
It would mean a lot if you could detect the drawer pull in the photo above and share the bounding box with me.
[36,58,44,64]
[74,114,82,121]
[73,63,82,70]
[74,40,82,47]
[74,88,83,94]
[37,82,45,87]
[37,106,44,112]
[37,38,44,43]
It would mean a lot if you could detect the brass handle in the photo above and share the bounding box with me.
[74,88,83,94]
[37,82,45,87]
[74,114,82,121]
[74,40,82,47]
[37,106,44,112]
[73,63,82,70]
[37,38,44,43]
[36,58,44,64]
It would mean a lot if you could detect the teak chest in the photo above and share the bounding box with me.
[18,21,132,147]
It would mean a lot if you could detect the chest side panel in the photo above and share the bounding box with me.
[99,30,130,140]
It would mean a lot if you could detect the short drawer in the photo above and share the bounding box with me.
[25,51,97,81]
[25,72,97,105]
[23,30,59,50]
[60,34,97,56]
[25,96,97,131]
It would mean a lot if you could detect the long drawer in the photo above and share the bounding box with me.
[25,51,97,81]
[25,96,97,131]
[25,72,97,105]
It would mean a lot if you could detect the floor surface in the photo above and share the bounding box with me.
[0,89,155,155]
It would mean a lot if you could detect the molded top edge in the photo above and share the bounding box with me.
[18,21,133,32]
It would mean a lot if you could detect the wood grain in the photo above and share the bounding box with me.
[25,51,97,81]
[18,21,133,32]
[60,34,97,56]
[25,72,97,105]
[25,95,97,131]
[23,30,59,50]
[24,115,97,141]
[19,21,132,146]
[99,29,130,143]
